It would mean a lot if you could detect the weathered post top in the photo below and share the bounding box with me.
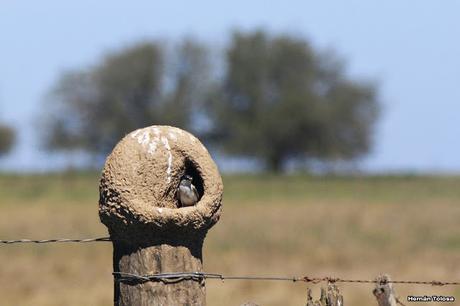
[99,125,223,306]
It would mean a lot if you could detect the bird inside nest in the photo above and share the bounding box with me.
[177,174,200,207]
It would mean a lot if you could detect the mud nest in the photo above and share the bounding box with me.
[99,126,223,244]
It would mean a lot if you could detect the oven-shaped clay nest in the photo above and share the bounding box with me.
[99,126,223,244]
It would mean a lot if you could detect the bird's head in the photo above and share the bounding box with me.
[181,174,193,182]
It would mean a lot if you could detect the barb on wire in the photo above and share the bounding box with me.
[2,237,460,288]
[112,271,460,287]
[0,237,111,244]
[302,276,460,287]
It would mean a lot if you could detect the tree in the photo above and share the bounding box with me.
[0,123,15,156]
[43,39,210,157]
[210,31,379,172]
[160,39,211,129]
[43,31,379,173]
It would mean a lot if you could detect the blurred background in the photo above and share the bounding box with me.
[1,1,459,306]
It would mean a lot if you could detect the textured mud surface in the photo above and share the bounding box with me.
[99,125,223,245]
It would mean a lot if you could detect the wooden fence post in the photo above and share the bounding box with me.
[99,126,223,306]
[373,275,397,306]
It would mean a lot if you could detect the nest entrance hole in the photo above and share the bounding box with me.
[183,159,204,200]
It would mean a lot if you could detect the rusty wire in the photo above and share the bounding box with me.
[301,276,460,286]
[112,271,460,287]
[1,237,459,287]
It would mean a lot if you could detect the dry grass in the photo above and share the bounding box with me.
[1,173,460,305]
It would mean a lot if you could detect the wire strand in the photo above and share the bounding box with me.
[2,237,459,287]
[0,237,111,244]
[112,272,460,287]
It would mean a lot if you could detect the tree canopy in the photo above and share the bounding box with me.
[43,40,210,155]
[42,31,380,172]
[209,31,379,171]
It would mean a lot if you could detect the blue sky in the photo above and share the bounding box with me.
[1,1,459,172]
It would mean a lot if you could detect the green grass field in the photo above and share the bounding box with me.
[1,173,459,305]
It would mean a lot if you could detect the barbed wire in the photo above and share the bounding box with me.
[112,271,460,287]
[0,237,111,244]
[2,237,459,288]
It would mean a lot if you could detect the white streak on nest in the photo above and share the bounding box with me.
[131,129,142,137]
[168,131,177,141]
[147,137,159,154]
[130,128,174,183]
[130,128,160,155]
[131,128,174,184]
[157,208,163,213]
[152,127,160,136]
[138,131,150,145]
[161,136,173,183]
